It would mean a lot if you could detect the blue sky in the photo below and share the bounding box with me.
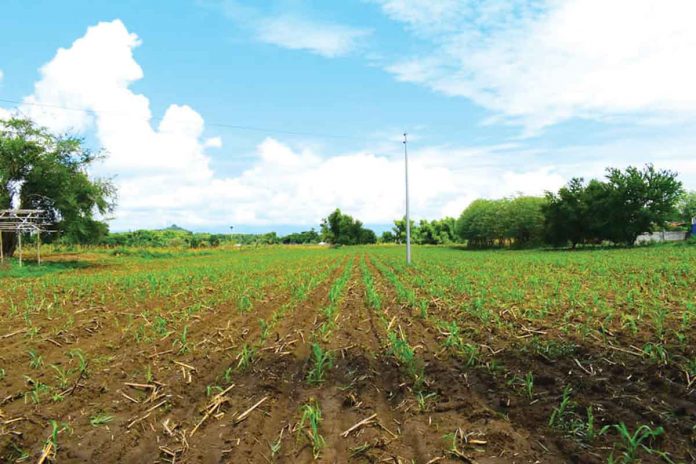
[1,0,695,233]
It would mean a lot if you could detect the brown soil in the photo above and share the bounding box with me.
[1,251,694,463]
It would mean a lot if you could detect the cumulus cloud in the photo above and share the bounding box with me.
[13,18,694,231]
[377,0,696,129]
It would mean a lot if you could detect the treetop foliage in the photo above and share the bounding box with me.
[0,117,115,256]
[543,165,683,247]
[381,217,457,245]
[320,209,376,245]
[455,196,547,248]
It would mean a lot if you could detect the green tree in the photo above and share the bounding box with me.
[543,178,597,248]
[456,199,507,247]
[599,165,682,244]
[282,229,320,244]
[415,217,457,244]
[380,230,396,243]
[392,217,417,243]
[431,217,457,244]
[543,165,683,247]
[677,191,696,223]
[505,196,547,246]
[1,118,115,257]
[320,209,376,245]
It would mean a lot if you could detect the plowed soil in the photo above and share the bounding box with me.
[1,247,695,463]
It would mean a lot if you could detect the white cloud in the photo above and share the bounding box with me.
[256,16,370,58]
[217,2,370,58]
[377,0,696,129]
[12,18,695,232]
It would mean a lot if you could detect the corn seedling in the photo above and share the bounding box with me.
[306,343,333,386]
[601,423,666,464]
[28,349,43,369]
[68,349,88,378]
[50,364,71,389]
[548,385,574,429]
[236,344,255,371]
[298,401,325,459]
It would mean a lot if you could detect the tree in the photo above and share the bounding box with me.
[543,165,683,247]
[320,209,376,245]
[380,230,396,243]
[415,217,457,244]
[0,118,115,257]
[392,217,417,244]
[505,197,547,246]
[431,217,457,244]
[677,191,696,223]
[600,165,682,244]
[455,199,507,247]
[281,229,320,244]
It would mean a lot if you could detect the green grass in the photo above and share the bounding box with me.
[0,260,91,278]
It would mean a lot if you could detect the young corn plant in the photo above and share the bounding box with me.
[41,420,69,462]
[67,350,88,379]
[28,349,43,369]
[236,344,255,371]
[238,294,252,313]
[507,372,535,400]
[297,400,325,459]
[174,325,190,354]
[50,365,71,390]
[360,258,382,310]
[387,331,424,388]
[548,385,575,429]
[306,343,333,386]
[601,423,666,464]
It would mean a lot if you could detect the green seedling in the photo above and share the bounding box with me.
[307,343,333,386]
[90,413,113,427]
[548,385,574,428]
[601,423,666,464]
[50,364,70,389]
[236,344,255,371]
[416,391,437,412]
[298,401,325,459]
[28,349,43,369]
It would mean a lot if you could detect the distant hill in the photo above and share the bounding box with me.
[161,224,191,233]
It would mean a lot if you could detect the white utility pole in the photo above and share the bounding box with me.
[403,133,411,265]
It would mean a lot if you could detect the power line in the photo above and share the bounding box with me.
[0,97,369,141]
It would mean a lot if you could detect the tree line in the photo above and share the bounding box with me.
[457,165,691,248]
[2,117,694,254]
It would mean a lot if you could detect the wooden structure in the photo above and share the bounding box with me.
[0,209,53,266]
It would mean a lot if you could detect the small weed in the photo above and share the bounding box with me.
[90,413,113,427]
[416,391,437,412]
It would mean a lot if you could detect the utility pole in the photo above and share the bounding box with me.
[403,133,411,265]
